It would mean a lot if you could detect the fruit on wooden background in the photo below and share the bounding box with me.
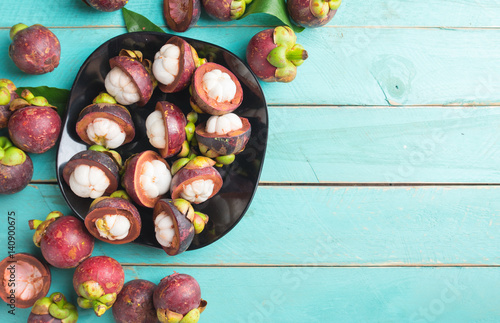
[83,0,128,12]
[0,136,33,194]
[8,90,62,154]
[164,0,201,32]
[30,211,95,268]
[9,23,60,74]
[0,79,18,128]
[153,273,207,323]
[202,0,252,21]
[0,253,51,309]
[246,26,308,82]
[27,292,78,323]
[112,279,158,323]
[73,256,125,316]
[287,0,341,28]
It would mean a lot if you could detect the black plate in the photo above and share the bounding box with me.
[56,32,268,251]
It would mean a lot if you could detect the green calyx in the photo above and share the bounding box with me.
[157,308,184,323]
[10,23,28,40]
[311,0,341,18]
[29,211,64,247]
[230,0,249,20]
[187,111,198,124]
[193,211,209,234]
[198,142,219,158]
[15,89,55,110]
[0,137,26,166]
[32,292,78,323]
[89,145,122,166]
[177,141,190,158]
[215,154,235,166]
[110,190,130,200]
[328,0,342,10]
[180,308,201,323]
[173,198,195,222]
[185,122,196,143]
[0,87,10,105]
[268,26,308,83]
[171,158,190,175]
[77,281,116,317]
[93,92,117,104]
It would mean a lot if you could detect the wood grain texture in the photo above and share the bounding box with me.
[1,27,499,106]
[1,266,499,322]
[2,184,499,266]
[1,0,499,28]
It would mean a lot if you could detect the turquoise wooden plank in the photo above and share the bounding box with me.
[1,184,499,266]
[1,266,499,322]
[2,0,500,28]
[24,106,500,184]
[1,27,500,106]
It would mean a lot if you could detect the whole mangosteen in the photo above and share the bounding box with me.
[164,0,201,32]
[202,0,252,21]
[288,0,341,28]
[112,279,158,323]
[9,23,60,74]
[27,292,78,323]
[0,136,33,195]
[83,0,128,12]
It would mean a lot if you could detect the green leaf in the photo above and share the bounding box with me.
[242,0,304,33]
[16,86,70,118]
[122,7,165,33]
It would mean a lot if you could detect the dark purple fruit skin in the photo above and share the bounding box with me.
[153,199,194,256]
[0,154,33,194]
[155,101,187,158]
[195,117,251,155]
[113,279,158,323]
[73,256,125,296]
[9,25,60,74]
[62,150,120,195]
[202,0,232,21]
[153,273,201,316]
[40,216,95,269]
[110,56,153,107]
[84,0,128,11]
[164,0,201,32]
[76,102,135,146]
[27,313,62,323]
[246,29,279,82]
[287,0,338,28]
[0,91,18,129]
[158,37,197,93]
[8,106,62,154]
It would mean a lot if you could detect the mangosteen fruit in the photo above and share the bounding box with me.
[73,256,125,316]
[202,0,252,21]
[164,0,201,32]
[8,90,62,154]
[30,211,95,269]
[27,292,78,323]
[0,136,33,195]
[85,197,141,244]
[170,156,222,204]
[288,0,341,28]
[246,26,308,83]
[190,62,243,115]
[105,50,154,107]
[83,0,128,12]
[9,23,60,74]
[153,273,207,323]
[0,79,18,128]
[122,150,172,208]
[146,101,187,158]
[112,279,157,323]
[153,36,206,93]
[76,93,135,149]
[196,113,251,157]
[62,149,120,199]
[0,253,51,309]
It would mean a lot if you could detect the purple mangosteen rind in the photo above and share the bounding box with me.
[164,0,201,32]
[83,0,129,12]
[0,151,33,194]
[155,101,187,158]
[109,56,153,107]
[62,150,120,195]
[153,273,203,318]
[202,0,232,21]
[76,102,135,147]
[195,116,251,156]
[158,37,199,93]
[153,198,195,256]
[112,279,158,323]
[287,0,341,28]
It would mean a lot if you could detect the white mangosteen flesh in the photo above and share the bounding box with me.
[86,117,126,149]
[154,211,175,247]
[153,44,180,86]
[3,261,43,300]
[69,165,110,199]
[96,214,131,241]
[180,179,214,203]
[145,110,166,149]
[205,113,243,135]
[139,160,171,199]
[202,69,237,103]
[104,67,141,106]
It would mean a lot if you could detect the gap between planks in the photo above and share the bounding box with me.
[120,263,500,268]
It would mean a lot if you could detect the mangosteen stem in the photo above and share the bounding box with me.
[9,23,28,40]
[286,48,308,62]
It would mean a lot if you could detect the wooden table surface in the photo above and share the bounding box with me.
[1,0,500,322]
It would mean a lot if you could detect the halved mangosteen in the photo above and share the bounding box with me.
[62,150,120,199]
[196,113,251,156]
[146,101,187,159]
[170,156,222,204]
[153,36,205,93]
[153,198,195,256]
[0,253,51,309]
[85,197,141,244]
[122,150,172,208]
[76,95,135,149]
[190,62,243,115]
